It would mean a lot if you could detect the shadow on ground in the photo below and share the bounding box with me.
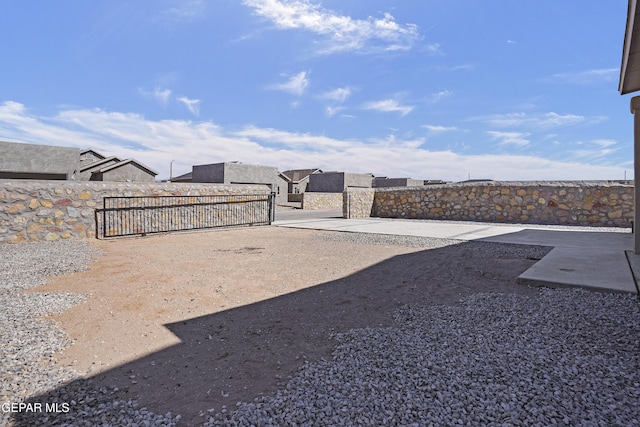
[13,240,548,426]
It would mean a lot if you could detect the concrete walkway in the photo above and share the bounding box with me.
[273,213,639,294]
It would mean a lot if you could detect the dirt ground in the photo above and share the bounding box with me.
[35,225,546,425]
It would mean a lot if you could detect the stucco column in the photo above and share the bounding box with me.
[631,96,640,254]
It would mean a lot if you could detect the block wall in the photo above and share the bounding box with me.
[0,180,269,243]
[345,182,634,227]
[343,188,375,218]
[301,192,343,210]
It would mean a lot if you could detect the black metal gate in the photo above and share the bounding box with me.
[95,193,275,238]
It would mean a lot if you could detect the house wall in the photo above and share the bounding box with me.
[192,163,287,204]
[77,159,119,181]
[308,172,373,193]
[345,173,374,188]
[79,151,105,167]
[289,177,310,194]
[227,164,288,204]
[372,178,424,188]
[0,141,80,180]
[308,172,345,192]
[225,163,275,184]
[192,163,225,183]
[99,163,156,182]
[0,180,270,243]
[274,175,289,204]
[344,181,633,227]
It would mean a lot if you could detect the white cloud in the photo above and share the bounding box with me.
[363,99,414,116]
[243,0,420,54]
[571,147,620,159]
[320,87,352,103]
[423,125,457,133]
[487,131,530,147]
[541,112,586,127]
[325,106,344,118]
[178,97,201,116]
[233,125,359,152]
[449,64,474,71]
[569,139,621,160]
[423,43,443,55]
[0,101,629,181]
[549,68,618,85]
[428,89,452,104]
[320,87,352,118]
[159,0,205,22]
[592,139,617,148]
[271,71,309,96]
[139,87,172,106]
[154,88,172,105]
[478,112,586,128]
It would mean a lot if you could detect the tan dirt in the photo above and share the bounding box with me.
[34,225,543,425]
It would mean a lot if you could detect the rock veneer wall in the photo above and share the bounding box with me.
[301,192,343,210]
[0,180,270,243]
[345,181,634,227]
[343,188,375,218]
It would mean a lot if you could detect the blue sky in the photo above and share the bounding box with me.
[0,1,634,181]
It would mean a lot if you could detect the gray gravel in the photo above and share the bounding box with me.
[3,237,640,426]
[209,289,640,427]
[0,240,179,427]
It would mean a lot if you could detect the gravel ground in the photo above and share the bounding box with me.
[1,241,99,406]
[2,235,640,426]
[210,289,640,426]
[0,240,178,427]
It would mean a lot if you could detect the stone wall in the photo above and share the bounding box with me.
[345,181,634,227]
[301,192,343,210]
[0,180,270,243]
[343,188,375,218]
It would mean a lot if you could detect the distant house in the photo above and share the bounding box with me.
[79,148,107,165]
[0,140,79,180]
[169,171,193,182]
[0,141,157,182]
[308,171,374,193]
[372,177,424,188]
[191,161,289,204]
[78,154,121,181]
[76,149,157,182]
[281,168,323,194]
[459,179,493,184]
[88,158,158,182]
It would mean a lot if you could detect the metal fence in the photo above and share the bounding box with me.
[95,193,274,238]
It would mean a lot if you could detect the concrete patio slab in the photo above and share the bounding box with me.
[274,217,531,240]
[517,246,638,294]
[273,214,639,294]
[480,228,633,250]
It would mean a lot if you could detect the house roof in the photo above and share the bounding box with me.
[170,171,192,181]
[281,168,322,183]
[80,148,107,159]
[97,159,158,176]
[79,156,120,172]
[620,0,640,94]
